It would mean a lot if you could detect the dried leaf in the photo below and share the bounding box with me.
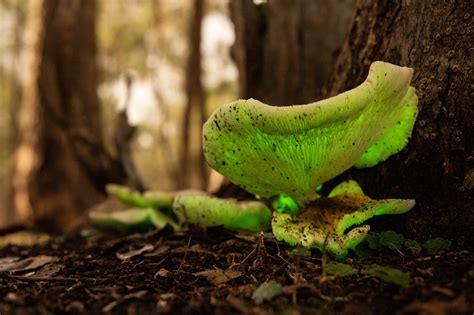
[116,244,154,260]
[0,255,59,272]
[155,268,171,278]
[251,280,283,304]
[194,268,242,285]
[32,263,64,278]
[144,245,170,257]
[0,231,51,248]
[0,257,20,266]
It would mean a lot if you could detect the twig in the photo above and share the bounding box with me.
[239,240,259,265]
[321,233,330,277]
[178,235,192,271]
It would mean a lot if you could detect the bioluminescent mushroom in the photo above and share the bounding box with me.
[91,185,271,233]
[173,194,272,232]
[271,180,415,256]
[90,184,200,232]
[203,61,418,207]
[91,61,418,258]
[89,207,180,231]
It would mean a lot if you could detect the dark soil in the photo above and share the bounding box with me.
[0,226,472,315]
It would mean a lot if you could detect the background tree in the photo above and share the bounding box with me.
[325,0,473,244]
[180,0,208,189]
[230,0,355,104]
[11,0,125,232]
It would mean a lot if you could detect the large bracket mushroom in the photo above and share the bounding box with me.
[91,61,418,257]
[203,61,418,207]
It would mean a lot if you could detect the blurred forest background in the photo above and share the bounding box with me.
[0,0,356,231]
[0,0,471,242]
[0,0,241,229]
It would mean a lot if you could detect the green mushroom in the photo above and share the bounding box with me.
[91,185,271,233]
[91,61,418,257]
[90,185,203,232]
[89,207,180,231]
[203,61,418,207]
[272,180,415,257]
[173,195,272,232]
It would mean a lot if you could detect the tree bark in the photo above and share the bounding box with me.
[325,0,473,244]
[114,74,144,192]
[230,0,355,104]
[11,0,125,233]
[180,0,207,189]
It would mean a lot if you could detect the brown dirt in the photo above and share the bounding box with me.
[0,226,472,315]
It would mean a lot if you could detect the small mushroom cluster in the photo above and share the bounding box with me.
[91,61,418,257]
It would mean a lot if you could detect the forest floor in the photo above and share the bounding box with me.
[0,225,472,315]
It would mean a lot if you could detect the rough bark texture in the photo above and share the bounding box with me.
[180,0,207,189]
[11,0,125,233]
[230,0,356,105]
[325,0,473,244]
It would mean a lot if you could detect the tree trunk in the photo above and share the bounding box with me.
[325,0,473,244]
[0,1,26,228]
[180,0,207,189]
[7,1,25,153]
[11,0,125,233]
[230,0,355,104]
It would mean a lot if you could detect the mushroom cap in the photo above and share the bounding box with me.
[271,180,415,256]
[90,207,179,231]
[203,61,418,205]
[173,194,272,232]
